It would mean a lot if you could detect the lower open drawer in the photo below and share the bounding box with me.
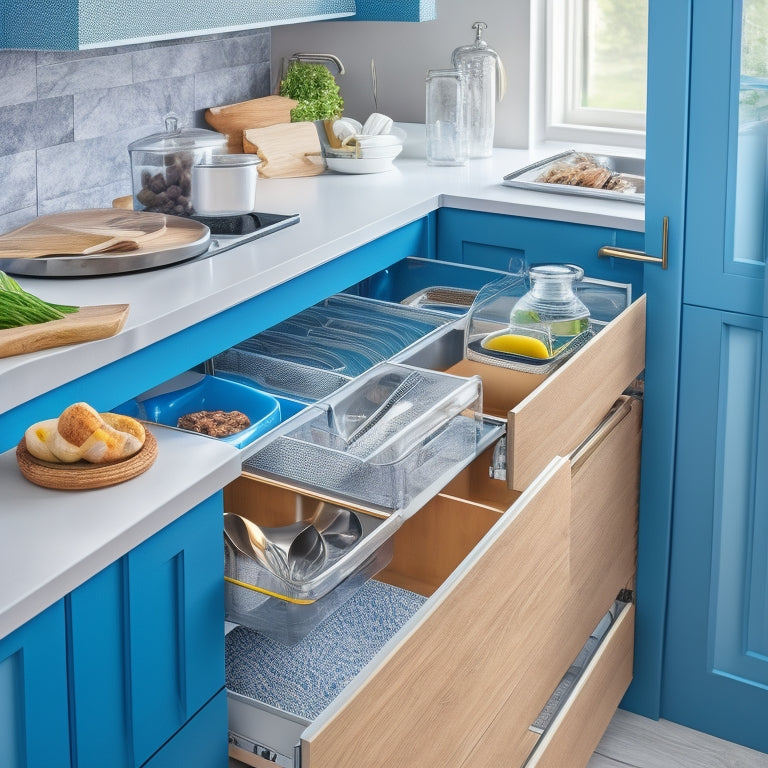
[225,395,641,768]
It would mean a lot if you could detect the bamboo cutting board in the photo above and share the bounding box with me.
[243,122,324,178]
[0,210,169,258]
[205,95,298,152]
[0,303,130,358]
[0,211,210,277]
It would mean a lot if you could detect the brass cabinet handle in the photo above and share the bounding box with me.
[598,216,668,270]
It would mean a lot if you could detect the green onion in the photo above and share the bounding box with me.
[0,270,78,330]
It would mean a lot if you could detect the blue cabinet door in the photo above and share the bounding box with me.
[683,0,768,316]
[0,602,70,768]
[68,494,226,768]
[127,494,225,765]
[619,0,691,719]
[662,307,768,753]
[651,0,768,751]
[68,561,132,768]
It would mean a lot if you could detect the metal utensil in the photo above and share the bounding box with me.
[225,512,327,583]
[310,503,363,550]
[343,370,424,446]
[260,521,328,582]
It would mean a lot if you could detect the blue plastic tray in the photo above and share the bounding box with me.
[115,375,281,449]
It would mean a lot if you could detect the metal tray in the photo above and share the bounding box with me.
[0,216,211,277]
[502,150,645,204]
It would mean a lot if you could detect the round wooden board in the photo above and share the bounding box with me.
[16,429,158,490]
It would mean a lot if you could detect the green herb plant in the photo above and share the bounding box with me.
[0,270,78,329]
[279,62,344,122]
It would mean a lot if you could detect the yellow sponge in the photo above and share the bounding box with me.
[483,333,551,359]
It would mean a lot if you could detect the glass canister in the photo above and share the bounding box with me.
[451,21,506,158]
[127,114,227,216]
[508,264,591,354]
[425,68,468,166]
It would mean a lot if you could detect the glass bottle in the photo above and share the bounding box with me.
[425,68,468,166]
[451,21,506,158]
[510,264,591,353]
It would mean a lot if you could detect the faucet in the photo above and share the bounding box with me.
[288,52,346,75]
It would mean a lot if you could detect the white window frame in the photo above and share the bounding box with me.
[543,0,646,148]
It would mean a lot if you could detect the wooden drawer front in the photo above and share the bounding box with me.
[526,603,635,768]
[508,295,645,491]
[436,397,641,768]
[301,458,573,768]
[567,397,641,634]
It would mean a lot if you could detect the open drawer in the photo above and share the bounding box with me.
[395,294,646,491]
[226,394,642,768]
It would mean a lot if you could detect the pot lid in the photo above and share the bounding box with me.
[128,113,226,152]
[195,154,262,168]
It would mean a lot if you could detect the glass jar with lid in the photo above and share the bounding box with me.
[509,264,591,352]
[451,21,506,158]
[127,114,227,216]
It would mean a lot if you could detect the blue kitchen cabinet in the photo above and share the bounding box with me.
[0,602,70,768]
[435,208,645,299]
[663,307,768,753]
[68,494,227,768]
[657,0,768,751]
[347,0,435,22]
[0,0,355,50]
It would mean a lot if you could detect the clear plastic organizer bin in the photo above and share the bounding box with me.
[223,473,402,643]
[345,256,633,320]
[209,293,454,402]
[225,538,394,645]
[243,362,484,512]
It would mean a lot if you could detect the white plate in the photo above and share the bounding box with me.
[326,156,398,174]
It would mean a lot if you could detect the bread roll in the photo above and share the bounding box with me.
[24,418,60,462]
[24,403,146,464]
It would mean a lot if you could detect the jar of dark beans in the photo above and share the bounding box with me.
[128,113,227,216]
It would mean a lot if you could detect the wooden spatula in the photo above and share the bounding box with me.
[0,209,169,258]
[0,231,140,258]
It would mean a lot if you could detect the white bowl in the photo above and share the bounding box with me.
[325,155,399,174]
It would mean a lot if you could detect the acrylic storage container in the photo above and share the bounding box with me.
[127,114,227,216]
[223,474,401,643]
[242,362,485,512]
[210,294,454,402]
[463,268,631,375]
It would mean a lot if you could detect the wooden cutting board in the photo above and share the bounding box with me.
[243,122,324,178]
[205,95,298,153]
[0,211,210,277]
[0,210,170,259]
[0,303,130,358]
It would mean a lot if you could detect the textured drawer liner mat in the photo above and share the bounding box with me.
[226,579,427,720]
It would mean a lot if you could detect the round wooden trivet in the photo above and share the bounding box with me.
[16,429,158,490]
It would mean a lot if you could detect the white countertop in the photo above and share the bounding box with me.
[0,425,241,638]
[0,144,644,415]
[0,138,644,639]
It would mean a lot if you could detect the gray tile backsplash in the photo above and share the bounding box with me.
[0,29,271,233]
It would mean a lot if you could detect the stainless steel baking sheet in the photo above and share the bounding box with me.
[502,150,645,204]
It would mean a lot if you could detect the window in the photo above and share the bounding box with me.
[546,0,648,145]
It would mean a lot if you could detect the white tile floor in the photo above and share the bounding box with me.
[229,709,768,768]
